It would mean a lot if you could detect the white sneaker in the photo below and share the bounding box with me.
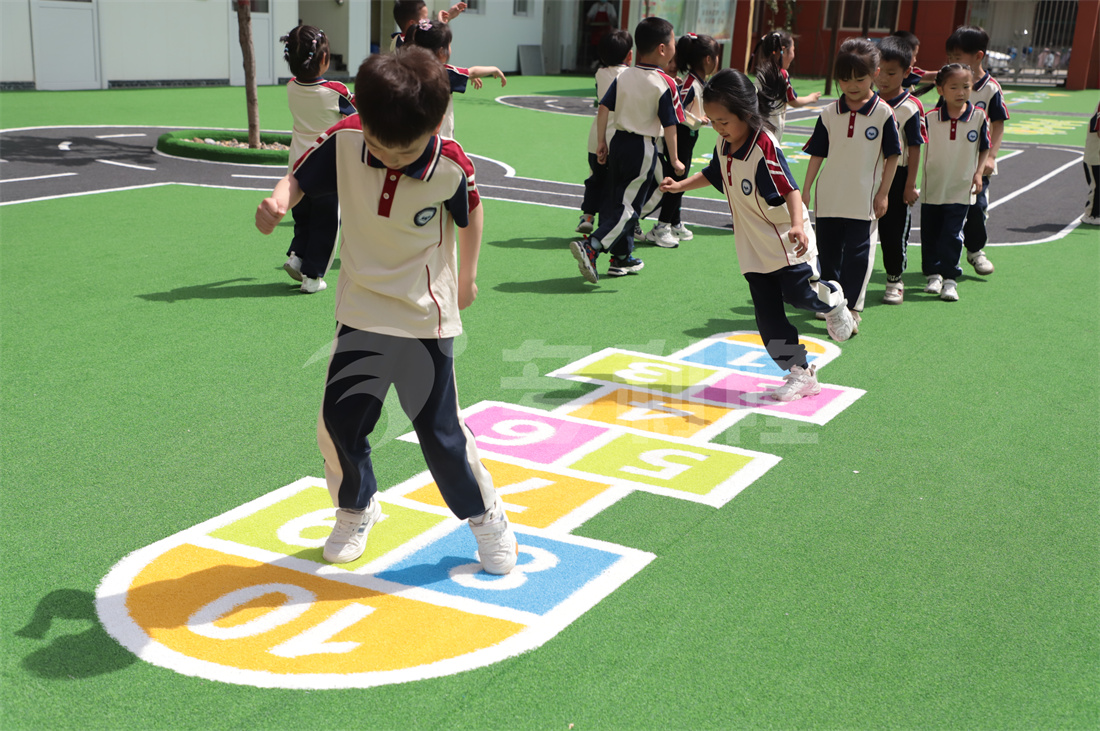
[670,223,694,241]
[882,280,904,305]
[772,365,821,402]
[940,278,959,301]
[967,249,994,275]
[824,299,856,342]
[283,253,303,282]
[301,276,327,294]
[468,499,518,575]
[323,501,382,563]
[633,222,644,240]
[645,223,679,248]
[575,213,595,234]
[924,274,943,295]
[1082,215,1100,225]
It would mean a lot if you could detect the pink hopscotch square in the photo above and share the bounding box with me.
[464,405,609,464]
[698,372,845,418]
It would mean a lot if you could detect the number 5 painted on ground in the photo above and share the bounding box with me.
[620,449,708,480]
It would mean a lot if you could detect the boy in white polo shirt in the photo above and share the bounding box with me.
[1084,100,1100,225]
[255,48,518,575]
[803,38,901,332]
[570,16,685,283]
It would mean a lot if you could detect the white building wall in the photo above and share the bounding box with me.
[2,1,35,84]
[448,0,544,73]
[297,0,371,77]
[98,0,229,82]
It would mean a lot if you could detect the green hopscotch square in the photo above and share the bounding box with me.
[568,433,754,496]
[570,352,720,393]
[209,485,448,571]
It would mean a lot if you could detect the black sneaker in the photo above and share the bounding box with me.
[570,238,600,283]
[607,256,644,277]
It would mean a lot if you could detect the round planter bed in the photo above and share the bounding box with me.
[156,129,291,166]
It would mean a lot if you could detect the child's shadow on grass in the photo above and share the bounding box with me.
[486,236,564,250]
[138,277,302,302]
[16,589,136,679]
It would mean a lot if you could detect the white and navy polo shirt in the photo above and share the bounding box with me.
[588,64,629,154]
[764,68,800,140]
[440,65,471,139]
[1084,100,1099,166]
[702,129,815,275]
[286,78,356,171]
[884,89,927,168]
[803,92,902,220]
[903,66,930,88]
[292,116,480,339]
[969,71,1009,175]
[921,102,990,206]
[600,62,685,138]
[679,72,707,132]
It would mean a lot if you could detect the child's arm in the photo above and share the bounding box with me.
[784,189,811,257]
[789,91,822,108]
[256,173,303,234]
[438,1,467,23]
[457,202,483,310]
[467,66,507,87]
[983,120,1004,176]
[874,155,899,219]
[802,155,824,210]
[660,170,710,194]
[595,105,610,164]
[663,125,684,176]
[973,149,991,196]
[904,146,921,205]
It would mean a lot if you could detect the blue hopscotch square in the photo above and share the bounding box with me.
[680,341,820,379]
[374,527,621,615]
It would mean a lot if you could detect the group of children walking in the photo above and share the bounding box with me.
[571,20,1039,402]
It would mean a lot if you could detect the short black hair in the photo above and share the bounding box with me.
[634,16,674,56]
[935,62,972,86]
[598,29,632,67]
[878,35,914,68]
[393,0,427,28]
[356,48,450,147]
[946,25,989,55]
[834,37,880,80]
[890,30,920,50]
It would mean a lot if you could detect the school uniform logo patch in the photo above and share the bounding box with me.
[865,126,879,140]
[414,207,437,227]
[967,130,979,142]
[974,101,987,110]
[741,179,753,195]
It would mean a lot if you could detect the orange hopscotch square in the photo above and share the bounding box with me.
[564,388,733,438]
[404,459,613,529]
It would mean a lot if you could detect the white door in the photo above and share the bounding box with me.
[229,0,274,86]
[30,0,102,90]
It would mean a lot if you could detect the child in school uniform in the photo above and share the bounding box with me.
[570,16,685,283]
[255,49,518,574]
[660,69,856,402]
[803,38,901,332]
[390,0,467,51]
[945,25,1009,276]
[405,19,506,140]
[874,35,927,305]
[891,30,936,90]
[643,32,721,248]
[577,29,632,235]
[920,64,990,302]
[752,29,822,143]
[1080,99,1100,225]
[280,26,356,294]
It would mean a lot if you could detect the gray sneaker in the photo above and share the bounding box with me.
[967,250,994,275]
[469,500,518,575]
[301,276,327,294]
[882,280,904,305]
[924,274,943,295]
[323,500,382,563]
[940,278,959,301]
[283,253,304,282]
[773,365,821,402]
[645,223,679,248]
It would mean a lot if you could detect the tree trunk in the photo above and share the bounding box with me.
[236,1,261,149]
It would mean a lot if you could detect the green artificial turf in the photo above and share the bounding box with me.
[2,81,1099,730]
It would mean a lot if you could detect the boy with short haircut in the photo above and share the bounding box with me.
[577,29,633,235]
[255,48,518,574]
[945,25,1009,275]
[570,16,685,283]
[390,0,466,51]
[803,38,901,331]
[875,34,927,304]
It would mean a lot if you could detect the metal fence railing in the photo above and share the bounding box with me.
[969,0,1077,86]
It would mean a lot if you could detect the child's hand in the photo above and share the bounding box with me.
[492,69,507,86]
[807,91,822,103]
[596,141,608,165]
[971,172,984,196]
[256,197,286,234]
[443,1,467,21]
[672,159,686,176]
[981,157,995,176]
[904,185,920,206]
[458,278,478,310]
[472,77,483,90]
[873,192,889,219]
[788,225,809,256]
[659,176,681,193]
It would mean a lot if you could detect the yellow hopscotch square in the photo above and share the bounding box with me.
[726,332,826,355]
[404,459,613,529]
[564,388,732,438]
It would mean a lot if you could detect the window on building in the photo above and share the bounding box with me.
[824,0,898,31]
[514,0,530,16]
[465,0,482,14]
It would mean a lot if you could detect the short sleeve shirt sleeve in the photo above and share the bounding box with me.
[600,79,618,111]
[754,145,798,206]
[803,116,830,157]
[292,134,339,198]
